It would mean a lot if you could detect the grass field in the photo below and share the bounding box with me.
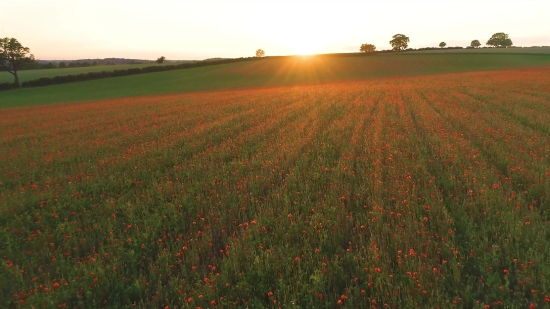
[1,53,550,108]
[1,65,550,308]
[0,62,193,84]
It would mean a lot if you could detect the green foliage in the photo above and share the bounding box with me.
[439,42,447,48]
[487,33,513,48]
[0,37,35,86]
[359,43,376,53]
[156,56,166,64]
[390,34,410,51]
[471,40,482,48]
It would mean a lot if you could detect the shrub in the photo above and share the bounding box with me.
[0,82,18,91]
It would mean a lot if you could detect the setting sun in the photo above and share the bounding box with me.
[291,38,323,55]
[281,28,327,55]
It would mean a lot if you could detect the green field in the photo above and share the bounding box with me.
[0,62,193,84]
[1,53,550,108]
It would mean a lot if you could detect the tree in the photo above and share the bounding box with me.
[390,34,410,51]
[359,43,376,53]
[470,40,481,48]
[439,42,447,49]
[0,37,35,87]
[486,33,513,48]
[156,56,166,64]
[43,62,55,69]
[58,61,67,68]
[255,49,265,57]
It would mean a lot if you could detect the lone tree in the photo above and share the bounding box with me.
[359,43,376,53]
[0,37,35,87]
[439,42,447,48]
[255,49,265,57]
[486,33,513,48]
[156,56,166,64]
[390,34,410,51]
[470,40,481,48]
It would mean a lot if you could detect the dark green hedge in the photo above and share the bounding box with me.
[0,57,259,91]
[0,82,18,91]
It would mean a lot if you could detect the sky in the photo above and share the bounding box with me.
[1,0,549,60]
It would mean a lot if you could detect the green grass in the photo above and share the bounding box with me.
[0,62,193,83]
[1,53,550,108]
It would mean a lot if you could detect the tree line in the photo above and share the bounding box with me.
[0,33,540,90]
[359,32,516,53]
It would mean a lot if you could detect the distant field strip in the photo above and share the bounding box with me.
[2,53,550,108]
[1,67,549,308]
[0,62,191,83]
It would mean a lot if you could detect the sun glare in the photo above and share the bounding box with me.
[293,43,320,55]
[287,35,324,56]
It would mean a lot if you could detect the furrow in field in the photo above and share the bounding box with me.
[426,87,549,220]
[409,84,548,306]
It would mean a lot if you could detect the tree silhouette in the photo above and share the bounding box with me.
[390,34,410,51]
[360,44,376,53]
[255,49,265,57]
[0,37,35,87]
[486,33,513,48]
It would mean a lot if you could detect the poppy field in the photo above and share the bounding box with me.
[3,53,550,108]
[1,66,550,308]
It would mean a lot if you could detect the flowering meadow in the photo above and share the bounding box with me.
[1,67,550,308]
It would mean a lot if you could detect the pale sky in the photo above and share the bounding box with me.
[1,0,549,60]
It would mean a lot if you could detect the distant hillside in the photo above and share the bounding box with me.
[35,58,198,65]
